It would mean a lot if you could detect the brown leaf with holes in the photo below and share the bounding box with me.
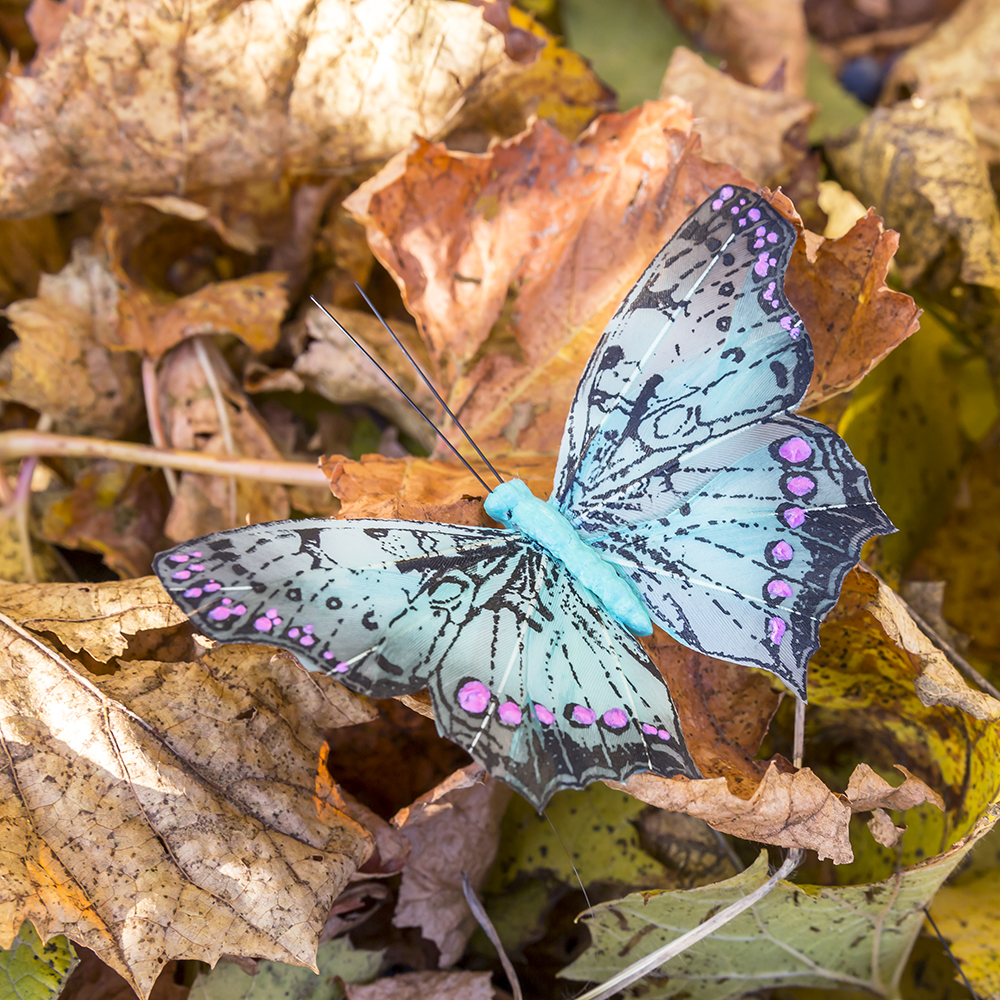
[785,212,922,407]
[0,612,374,998]
[344,101,746,462]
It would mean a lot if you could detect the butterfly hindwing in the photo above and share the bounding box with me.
[154,519,698,808]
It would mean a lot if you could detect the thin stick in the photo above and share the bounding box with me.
[193,337,237,527]
[574,849,803,1000]
[310,298,494,494]
[461,872,522,1000]
[354,284,504,486]
[141,356,178,496]
[0,431,329,486]
[923,907,979,999]
[793,696,806,770]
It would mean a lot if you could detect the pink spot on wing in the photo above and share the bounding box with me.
[333,661,350,673]
[779,437,812,463]
[208,606,231,622]
[768,579,793,600]
[756,225,766,236]
[183,587,202,598]
[221,597,232,606]
[748,207,761,221]
[169,554,189,563]
[712,197,724,210]
[720,186,734,200]
[232,605,246,615]
[288,627,300,639]
[754,238,765,249]
[498,701,522,725]
[788,475,816,497]
[299,635,315,646]
[738,217,748,226]
[784,507,806,528]
[767,231,779,243]
[458,681,490,714]
[534,704,555,725]
[769,617,787,644]
[304,624,314,634]
[754,252,771,276]
[731,206,739,215]
[254,616,273,631]
[773,541,794,562]
[189,564,205,572]
[642,723,657,735]
[657,729,672,741]
[322,650,335,660]
[603,708,628,729]
[204,581,221,592]
[572,705,597,726]
[172,570,191,580]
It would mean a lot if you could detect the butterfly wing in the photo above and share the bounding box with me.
[549,185,892,696]
[154,518,697,809]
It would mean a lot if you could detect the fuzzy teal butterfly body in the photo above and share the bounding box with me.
[154,185,893,809]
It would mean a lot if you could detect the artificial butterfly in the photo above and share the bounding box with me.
[154,185,892,809]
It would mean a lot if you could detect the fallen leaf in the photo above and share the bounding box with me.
[659,47,816,188]
[827,94,1000,289]
[881,0,1000,165]
[345,970,495,1000]
[622,763,853,864]
[159,338,291,539]
[0,576,187,661]
[391,764,512,966]
[0,242,143,438]
[661,0,810,95]
[562,811,997,998]
[785,211,922,407]
[868,809,906,849]
[846,763,946,813]
[344,100,745,461]
[0,216,67,308]
[0,616,373,998]
[0,923,77,1000]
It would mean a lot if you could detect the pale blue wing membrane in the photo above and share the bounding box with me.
[154,519,698,809]
[551,185,812,533]
[587,414,894,699]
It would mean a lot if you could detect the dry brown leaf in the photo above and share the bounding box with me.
[160,339,291,540]
[391,764,511,967]
[846,762,946,813]
[868,809,906,848]
[828,94,1000,289]
[0,215,67,308]
[864,576,1000,720]
[662,0,810,94]
[881,0,1000,165]
[621,762,854,865]
[345,970,495,1000]
[0,576,187,661]
[344,100,746,462]
[660,47,816,188]
[289,303,438,451]
[0,242,143,438]
[0,0,607,217]
[785,212,922,407]
[0,617,373,998]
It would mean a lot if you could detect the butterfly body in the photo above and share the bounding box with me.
[484,478,652,635]
[155,184,893,809]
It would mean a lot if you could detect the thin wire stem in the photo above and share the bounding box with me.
[310,298,494,494]
[354,284,504,486]
[923,907,979,998]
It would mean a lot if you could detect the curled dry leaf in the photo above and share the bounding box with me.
[881,0,1000,165]
[868,809,906,849]
[0,0,606,217]
[390,764,512,967]
[622,763,854,864]
[846,763,945,814]
[0,576,187,661]
[0,616,373,998]
[0,243,142,438]
[160,338,291,540]
[864,576,1000,721]
[827,94,1000,289]
[345,970,495,1000]
[344,100,745,461]
[785,212,922,407]
[659,47,816,188]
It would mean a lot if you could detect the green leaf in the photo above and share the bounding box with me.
[187,938,383,1000]
[0,923,77,1000]
[562,815,995,999]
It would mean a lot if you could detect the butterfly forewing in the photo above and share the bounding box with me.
[155,519,698,809]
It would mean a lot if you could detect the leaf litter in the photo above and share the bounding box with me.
[0,0,999,997]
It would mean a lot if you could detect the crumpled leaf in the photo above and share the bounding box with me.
[561,810,998,999]
[0,923,77,1000]
[0,606,374,998]
[390,764,511,966]
[828,94,1000,289]
[846,763,945,813]
[0,0,608,218]
[345,970,494,1000]
[0,576,187,661]
[881,0,1000,165]
[0,242,142,438]
[785,212,922,407]
[659,47,816,188]
[661,0,810,95]
[344,100,745,461]
[187,937,383,1000]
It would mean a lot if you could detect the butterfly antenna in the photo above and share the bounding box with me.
[310,298,493,494]
[354,283,505,487]
[543,808,592,912]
